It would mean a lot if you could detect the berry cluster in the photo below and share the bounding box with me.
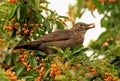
[6,70,26,81]
[4,17,40,38]
[102,72,118,81]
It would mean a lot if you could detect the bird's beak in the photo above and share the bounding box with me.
[85,23,95,29]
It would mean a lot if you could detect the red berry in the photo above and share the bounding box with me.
[106,38,111,42]
[23,24,28,27]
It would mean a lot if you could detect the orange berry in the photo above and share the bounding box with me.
[8,25,13,30]
[23,30,29,34]
[31,52,34,56]
[11,18,15,22]
[6,70,11,76]
[8,0,17,4]
[51,68,57,72]
[22,28,26,31]
[87,0,92,7]
[50,73,54,77]
[16,31,20,35]
[102,42,108,47]
[23,23,28,27]
[50,70,54,74]
[24,50,29,54]
[14,23,19,28]
[27,68,31,71]
[112,76,118,81]
[64,62,70,69]
[91,4,96,12]
[76,64,81,68]
[55,56,61,60]
[7,0,12,3]
[41,66,45,71]
[107,76,112,81]
[109,0,117,2]
[34,66,39,70]
[36,77,41,81]
[106,38,111,42]
[24,54,28,58]
[12,0,17,4]
[0,38,2,42]
[27,64,32,68]
[19,55,24,59]
[39,72,44,77]
[10,76,17,80]
[30,30,34,33]
[35,23,39,27]
[91,68,96,74]
[41,58,45,62]
[51,63,57,68]
[39,63,44,67]
[15,22,19,26]
[14,25,17,29]
[55,70,62,75]
[5,26,9,30]
[12,71,16,76]
[36,57,40,61]
[24,31,28,34]
[22,62,27,67]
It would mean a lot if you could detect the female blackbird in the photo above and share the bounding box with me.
[14,22,95,54]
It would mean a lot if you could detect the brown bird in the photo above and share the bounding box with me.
[14,22,95,54]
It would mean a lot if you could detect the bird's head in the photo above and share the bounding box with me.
[72,22,95,32]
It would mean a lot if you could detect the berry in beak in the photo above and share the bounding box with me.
[85,23,95,29]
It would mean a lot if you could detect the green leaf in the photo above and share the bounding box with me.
[72,45,83,54]
[40,6,53,13]
[55,75,68,81]
[17,6,21,20]
[16,64,25,76]
[48,46,64,54]
[64,47,71,54]
[8,4,18,20]
[43,20,52,33]
[43,68,50,78]
[0,75,10,81]
[29,56,37,67]
[56,20,64,29]
[58,16,69,19]
[23,76,35,81]
[0,68,9,81]
[13,53,19,64]
[5,54,12,65]
[0,26,9,39]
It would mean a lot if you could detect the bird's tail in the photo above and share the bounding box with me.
[14,42,41,51]
[14,44,30,49]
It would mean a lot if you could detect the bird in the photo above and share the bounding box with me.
[14,22,95,54]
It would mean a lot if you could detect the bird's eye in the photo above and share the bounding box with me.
[80,24,83,27]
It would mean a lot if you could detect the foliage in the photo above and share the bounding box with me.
[0,0,120,81]
[0,68,9,81]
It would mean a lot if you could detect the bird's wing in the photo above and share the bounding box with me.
[33,30,74,42]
